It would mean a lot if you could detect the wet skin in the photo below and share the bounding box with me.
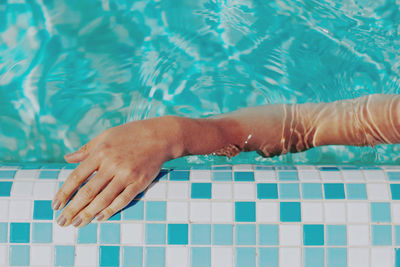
[53,93,400,227]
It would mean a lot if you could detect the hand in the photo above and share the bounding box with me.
[52,116,183,228]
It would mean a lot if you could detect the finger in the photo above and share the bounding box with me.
[95,181,144,222]
[52,155,99,211]
[64,143,91,163]
[55,170,112,227]
[69,178,126,227]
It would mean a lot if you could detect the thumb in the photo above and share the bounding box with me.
[64,144,90,163]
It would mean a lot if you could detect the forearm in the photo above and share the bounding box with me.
[173,93,400,159]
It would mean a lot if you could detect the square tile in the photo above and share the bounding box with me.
[31,245,51,266]
[190,201,211,222]
[371,202,391,222]
[235,224,255,245]
[167,224,188,245]
[298,170,320,181]
[100,223,120,244]
[236,247,255,267]
[304,247,324,267]
[326,225,346,245]
[145,201,166,221]
[326,248,346,267]
[0,223,7,243]
[145,247,165,267]
[145,223,166,244]
[33,181,57,199]
[371,248,393,267]
[123,201,144,220]
[258,248,278,267]
[211,247,232,267]
[122,246,143,267]
[191,247,211,267]
[278,171,298,181]
[0,170,16,179]
[258,224,278,245]
[301,183,322,199]
[254,170,276,181]
[372,225,392,246]
[142,182,166,200]
[0,245,7,266]
[10,222,30,243]
[100,246,120,267]
[257,202,279,222]
[302,202,323,222]
[166,247,188,267]
[169,170,189,181]
[280,225,301,246]
[33,200,53,220]
[121,223,143,244]
[11,181,33,197]
[346,184,367,200]
[303,224,324,245]
[280,202,301,222]
[364,170,385,181]
[77,223,97,244]
[9,200,31,220]
[39,170,60,179]
[32,223,52,243]
[279,183,300,199]
[323,183,345,199]
[212,184,232,199]
[390,184,400,200]
[233,183,255,200]
[191,183,212,199]
[167,201,188,221]
[167,182,189,199]
[367,184,389,200]
[347,202,369,223]
[280,248,301,267]
[257,183,278,199]
[53,224,75,244]
[14,170,37,179]
[0,182,12,196]
[212,224,233,245]
[234,171,254,181]
[235,202,255,222]
[212,171,232,181]
[9,245,29,266]
[75,245,97,266]
[190,170,212,182]
[190,224,211,245]
[348,224,369,246]
[212,202,233,223]
[348,248,369,267]
[324,202,346,223]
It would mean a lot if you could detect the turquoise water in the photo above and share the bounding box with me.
[0,0,400,165]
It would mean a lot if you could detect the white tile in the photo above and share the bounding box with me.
[302,202,323,222]
[166,246,188,267]
[143,182,166,200]
[190,201,211,222]
[75,246,97,266]
[0,245,7,266]
[121,223,144,244]
[320,171,342,181]
[233,183,255,200]
[33,181,57,199]
[211,202,233,223]
[232,165,253,171]
[9,200,31,221]
[347,203,369,223]
[14,170,38,179]
[349,248,369,267]
[53,224,75,244]
[371,248,393,267]
[167,182,189,199]
[324,202,346,223]
[392,203,400,223]
[296,166,316,170]
[31,245,52,266]
[167,201,188,221]
[58,169,73,181]
[367,184,389,200]
[256,202,279,223]
[348,225,369,246]
[254,170,276,181]
[11,181,34,197]
[212,184,232,200]
[364,170,386,182]
[190,170,211,182]
[279,225,301,246]
[211,247,233,267]
[280,248,301,267]
[298,170,320,181]
[342,170,364,181]
[0,200,9,221]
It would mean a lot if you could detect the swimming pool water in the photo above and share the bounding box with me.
[1,0,400,165]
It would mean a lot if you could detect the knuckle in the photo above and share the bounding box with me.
[119,193,133,206]
[104,206,115,217]
[79,186,95,201]
[80,209,94,221]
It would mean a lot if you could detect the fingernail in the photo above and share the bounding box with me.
[96,213,104,221]
[72,216,82,227]
[57,215,66,227]
[52,200,60,210]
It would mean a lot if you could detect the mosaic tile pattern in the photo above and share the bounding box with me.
[1,164,400,266]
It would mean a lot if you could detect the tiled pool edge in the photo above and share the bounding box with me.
[1,164,400,266]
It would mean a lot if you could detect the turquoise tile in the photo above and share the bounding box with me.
[279,183,300,199]
[33,200,53,220]
[191,247,211,267]
[235,224,255,245]
[213,224,233,245]
[258,224,278,245]
[278,171,298,181]
[123,246,143,267]
[235,202,255,222]
[280,202,301,222]
[212,171,232,181]
[236,247,255,267]
[277,166,296,170]
[10,223,30,243]
[146,224,165,244]
[168,224,188,245]
[55,246,74,266]
[234,172,254,181]
[0,181,12,196]
[21,164,42,169]
[303,225,324,245]
[324,183,345,199]
[9,245,30,266]
[109,212,121,221]
[0,223,7,242]
[155,170,168,181]
[326,225,346,246]
[145,247,165,267]
[78,223,97,244]
[191,183,212,199]
[372,225,392,246]
[257,183,278,199]
[319,167,339,171]
[212,166,232,170]
[0,170,16,179]
[391,184,400,200]
[32,223,52,243]
[191,224,211,245]
[145,201,166,221]
[304,247,324,267]
[396,248,400,267]
[123,201,144,220]
[258,248,278,267]
[39,170,60,179]
[346,184,367,200]
[387,172,400,181]
[301,183,322,199]
[100,246,119,267]
[326,248,346,267]
[169,170,189,181]
[255,166,275,170]
[371,202,391,222]
[100,223,120,244]
[395,226,400,245]
[63,164,79,169]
